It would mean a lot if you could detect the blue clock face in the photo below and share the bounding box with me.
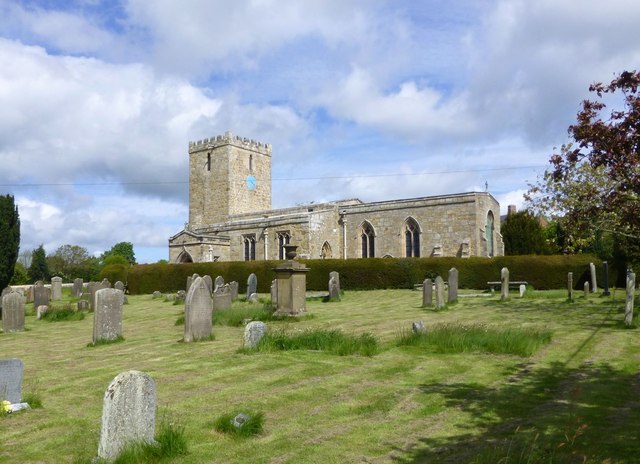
[246,175,257,191]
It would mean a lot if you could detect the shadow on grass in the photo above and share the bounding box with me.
[393,362,640,463]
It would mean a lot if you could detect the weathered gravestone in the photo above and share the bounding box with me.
[214,276,224,291]
[246,273,258,299]
[73,278,83,298]
[328,276,340,302]
[77,300,89,311]
[329,271,340,293]
[567,272,573,301]
[92,288,124,344]
[97,370,156,461]
[248,293,259,304]
[90,280,110,312]
[422,278,433,307]
[412,321,426,334]
[0,286,12,312]
[184,276,213,342]
[51,276,63,300]
[602,261,611,296]
[270,279,277,307]
[114,281,125,292]
[500,267,509,301]
[26,285,34,304]
[625,272,636,327]
[589,262,598,293]
[101,278,111,288]
[175,290,186,302]
[2,291,25,332]
[519,284,526,298]
[152,291,162,299]
[36,305,49,320]
[34,281,49,309]
[448,268,458,303]
[0,358,23,403]
[435,276,445,309]
[186,273,199,293]
[243,321,267,349]
[229,281,239,300]
[203,275,213,294]
[212,284,232,311]
[584,281,590,298]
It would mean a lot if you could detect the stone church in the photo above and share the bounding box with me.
[168,132,504,263]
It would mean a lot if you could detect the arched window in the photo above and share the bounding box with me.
[177,250,193,263]
[405,218,420,257]
[486,211,495,257]
[361,222,375,258]
[321,241,332,259]
[244,235,256,261]
[277,232,291,260]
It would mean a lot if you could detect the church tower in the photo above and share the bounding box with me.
[188,132,272,227]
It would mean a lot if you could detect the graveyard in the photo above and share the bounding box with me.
[1,281,640,463]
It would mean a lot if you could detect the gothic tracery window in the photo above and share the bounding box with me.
[361,222,375,258]
[405,218,420,257]
[244,235,256,261]
[277,232,291,260]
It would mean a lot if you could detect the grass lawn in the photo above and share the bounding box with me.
[1,287,639,463]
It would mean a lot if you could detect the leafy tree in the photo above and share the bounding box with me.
[527,70,640,265]
[28,245,50,283]
[102,242,136,265]
[502,211,549,255]
[10,262,28,285]
[0,194,20,290]
[47,244,100,281]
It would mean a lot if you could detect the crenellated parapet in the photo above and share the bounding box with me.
[189,131,272,155]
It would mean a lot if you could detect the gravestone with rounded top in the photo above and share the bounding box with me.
[448,268,458,303]
[203,275,213,294]
[73,278,83,298]
[34,281,49,308]
[244,321,267,348]
[184,276,213,342]
[589,263,598,293]
[435,276,445,309]
[246,273,258,299]
[2,291,25,332]
[500,267,509,301]
[625,272,636,327]
[114,281,125,292]
[51,276,63,300]
[422,278,433,307]
[213,284,232,311]
[329,276,340,302]
[214,275,224,291]
[329,271,340,292]
[92,288,123,344]
[0,358,23,403]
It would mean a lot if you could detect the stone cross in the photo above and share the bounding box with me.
[422,278,433,307]
[328,276,340,302]
[435,276,445,309]
[500,267,509,301]
[448,268,458,303]
[184,276,213,342]
[243,321,267,349]
[51,276,63,300]
[212,284,232,311]
[567,272,573,301]
[0,358,23,403]
[97,370,156,461]
[589,262,598,293]
[93,288,124,344]
[73,278,83,298]
[246,273,258,299]
[625,272,636,327]
[2,291,25,332]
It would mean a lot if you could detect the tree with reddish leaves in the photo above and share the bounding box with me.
[527,71,640,266]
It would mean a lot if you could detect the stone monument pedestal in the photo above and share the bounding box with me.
[273,245,309,316]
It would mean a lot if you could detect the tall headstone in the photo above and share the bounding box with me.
[34,281,49,308]
[584,281,590,298]
[26,285,34,304]
[435,276,445,309]
[567,272,573,301]
[101,278,111,288]
[246,273,258,299]
[90,280,110,312]
[72,278,84,298]
[329,271,340,293]
[92,288,124,344]
[0,358,23,403]
[97,370,156,461]
[500,267,509,301]
[589,263,598,293]
[243,321,267,349]
[448,268,458,303]
[270,279,277,307]
[625,272,636,327]
[0,286,11,311]
[602,261,611,296]
[184,276,213,342]
[51,276,63,300]
[114,281,125,292]
[519,284,526,298]
[212,284,232,311]
[2,291,25,332]
[328,276,340,302]
[203,275,213,294]
[422,278,433,307]
[229,281,239,300]
[214,276,225,291]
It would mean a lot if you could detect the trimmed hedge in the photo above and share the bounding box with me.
[127,254,609,295]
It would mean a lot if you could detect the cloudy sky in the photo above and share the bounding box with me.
[1,0,638,263]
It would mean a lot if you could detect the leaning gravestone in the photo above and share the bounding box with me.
[229,281,239,300]
[34,281,49,309]
[51,276,63,300]
[97,370,156,461]
[328,276,340,302]
[435,276,445,309]
[243,321,267,349]
[0,358,23,403]
[625,272,636,327]
[422,278,433,307]
[329,271,341,293]
[589,262,598,293]
[73,278,83,298]
[246,273,258,299]
[184,276,213,342]
[448,268,458,303]
[92,288,123,344]
[214,276,224,291]
[2,291,25,332]
[212,284,232,311]
[500,267,509,301]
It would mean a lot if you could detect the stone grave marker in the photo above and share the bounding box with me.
[244,321,267,348]
[2,291,25,332]
[0,286,11,310]
[435,276,445,309]
[203,275,213,294]
[229,281,239,300]
[589,262,598,293]
[214,275,224,291]
[519,284,526,298]
[448,268,458,303]
[213,284,232,311]
[329,276,340,302]
[26,285,34,304]
[36,305,49,320]
[186,273,200,293]
[114,281,125,292]
[568,272,573,301]
[584,281,589,298]
[329,271,340,293]
[73,278,83,298]
[602,261,611,296]
[270,279,277,307]
[248,293,259,304]
[184,276,213,342]
[34,281,49,309]
[246,273,258,299]
[77,300,89,311]
[92,288,124,344]
[0,358,23,403]
[422,278,433,307]
[412,321,426,334]
[51,276,63,300]
[175,290,186,302]
[90,280,110,312]
[152,291,162,299]
[500,267,509,301]
[625,272,636,327]
[101,278,111,288]
[97,370,156,461]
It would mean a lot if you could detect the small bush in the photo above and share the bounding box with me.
[213,411,264,438]
[395,324,552,357]
[255,329,379,356]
